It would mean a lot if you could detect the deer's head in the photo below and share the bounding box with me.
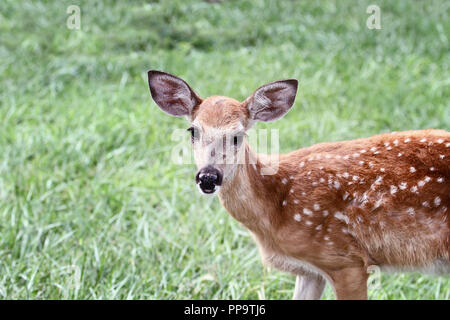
[148,70,298,195]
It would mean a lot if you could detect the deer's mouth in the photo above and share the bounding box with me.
[197,182,218,194]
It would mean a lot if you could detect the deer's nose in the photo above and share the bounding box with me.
[195,166,223,194]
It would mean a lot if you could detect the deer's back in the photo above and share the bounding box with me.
[274,129,449,272]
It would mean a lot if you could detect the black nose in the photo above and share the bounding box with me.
[195,166,223,193]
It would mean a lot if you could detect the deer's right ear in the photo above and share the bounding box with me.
[244,79,298,122]
[147,70,202,117]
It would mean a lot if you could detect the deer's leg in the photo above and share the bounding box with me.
[330,267,369,300]
[292,273,326,300]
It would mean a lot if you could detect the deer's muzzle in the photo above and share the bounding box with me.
[195,166,223,194]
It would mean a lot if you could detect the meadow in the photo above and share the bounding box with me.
[0,0,449,299]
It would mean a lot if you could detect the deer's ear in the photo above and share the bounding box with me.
[147,70,202,117]
[245,79,298,122]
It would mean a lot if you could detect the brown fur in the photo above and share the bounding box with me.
[218,129,449,299]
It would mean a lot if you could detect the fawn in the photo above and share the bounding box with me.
[147,70,449,300]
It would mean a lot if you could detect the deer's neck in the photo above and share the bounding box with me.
[218,143,288,235]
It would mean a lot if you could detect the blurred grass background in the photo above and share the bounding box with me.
[0,0,449,299]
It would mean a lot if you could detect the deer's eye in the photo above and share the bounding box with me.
[187,127,199,142]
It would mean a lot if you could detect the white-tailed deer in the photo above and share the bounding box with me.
[148,70,450,300]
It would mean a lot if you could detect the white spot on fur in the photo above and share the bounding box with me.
[282,178,288,184]
[409,167,416,173]
[294,199,299,204]
[390,185,398,194]
[430,167,435,172]
[315,224,322,231]
[290,189,294,194]
[343,172,350,179]
[323,210,329,217]
[439,154,445,159]
[437,177,444,183]
[303,208,313,216]
[359,161,364,165]
[407,208,415,216]
[374,176,383,185]
[422,201,429,208]
[420,138,427,143]
[380,168,385,172]
[370,147,377,152]
[360,149,367,153]
[386,146,392,150]
[352,175,359,181]
[334,180,340,189]
[313,203,320,211]
[424,176,431,182]
[399,182,407,190]
[368,162,374,168]
[398,152,402,157]
[319,177,325,183]
[418,180,425,187]
[299,162,305,167]
[393,139,399,146]
[282,200,287,206]
[434,197,441,207]
[437,139,443,144]
[410,186,418,193]
[404,138,410,143]
[343,192,350,200]
[305,220,313,226]
[294,214,301,222]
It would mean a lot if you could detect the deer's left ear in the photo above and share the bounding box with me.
[244,79,298,122]
[147,70,202,118]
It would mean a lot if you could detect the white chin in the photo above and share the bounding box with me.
[196,183,220,196]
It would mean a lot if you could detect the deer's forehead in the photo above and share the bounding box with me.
[193,96,249,129]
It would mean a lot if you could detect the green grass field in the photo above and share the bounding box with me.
[0,0,449,299]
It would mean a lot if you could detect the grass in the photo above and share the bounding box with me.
[0,0,449,299]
